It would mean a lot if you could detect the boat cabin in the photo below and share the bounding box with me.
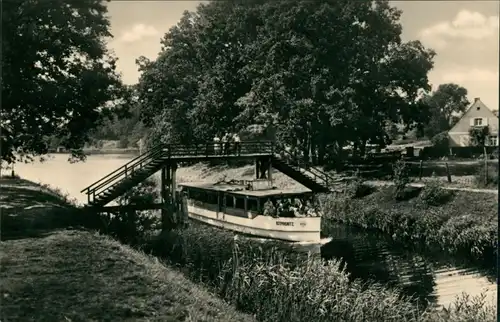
[179,181,320,219]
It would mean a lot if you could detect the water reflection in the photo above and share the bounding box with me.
[321,223,497,308]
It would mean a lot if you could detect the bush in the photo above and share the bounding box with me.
[117,137,129,149]
[392,159,410,200]
[418,180,453,206]
[468,126,490,147]
[318,188,497,262]
[102,178,160,246]
[345,170,375,198]
[430,131,450,155]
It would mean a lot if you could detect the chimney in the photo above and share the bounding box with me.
[474,97,480,102]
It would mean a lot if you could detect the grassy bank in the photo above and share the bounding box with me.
[0,230,255,322]
[318,184,498,263]
[0,177,254,322]
[148,224,496,322]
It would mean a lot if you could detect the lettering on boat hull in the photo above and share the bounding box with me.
[276,221,295,227]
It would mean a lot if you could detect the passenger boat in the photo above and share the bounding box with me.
[178,179,321,242]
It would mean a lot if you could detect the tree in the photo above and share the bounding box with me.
[1,0,124,163]
[420,83,469,138]
[138,0,436,164]
[89,85,147,148]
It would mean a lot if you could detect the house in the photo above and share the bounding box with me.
[448,97,499,147]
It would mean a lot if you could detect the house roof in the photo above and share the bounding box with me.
[447,97,498,134]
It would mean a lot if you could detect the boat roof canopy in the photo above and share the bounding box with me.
[179,182,312,198]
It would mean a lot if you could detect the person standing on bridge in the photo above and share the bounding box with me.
[233,132,241,155]
[213,134,221,155]
[222,132,229,155]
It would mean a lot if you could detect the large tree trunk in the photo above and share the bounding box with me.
[359,138,367,157]
[352,141,359,159]
[302,137,309,164]
[318,143,326,165]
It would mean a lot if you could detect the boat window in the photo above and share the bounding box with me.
[226,195,234,208]
[247,198,258,211]
[189,189,216,205]
[190,190,201,201]
[235,197,245,210]
[206,192,218,205]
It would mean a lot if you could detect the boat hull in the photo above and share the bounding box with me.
[187,204,321,242]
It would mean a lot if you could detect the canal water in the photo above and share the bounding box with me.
[10,154,497,309]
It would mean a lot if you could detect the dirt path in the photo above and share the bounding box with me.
[365,180,498,194]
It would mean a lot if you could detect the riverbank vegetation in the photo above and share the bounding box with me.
[0,177,254,322]
[319,180,497,263]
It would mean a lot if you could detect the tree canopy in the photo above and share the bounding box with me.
[1,0,125,163]
[137,0,437,164]
[88,85,147,149]
[419,83,469,139]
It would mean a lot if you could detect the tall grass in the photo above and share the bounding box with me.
[146,224,496,322]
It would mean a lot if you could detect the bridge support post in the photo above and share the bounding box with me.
[160,166,171,232]
[267,157,273,186]
[171,163,177,208]
[160,162,182,232]
[254,159,260,179]
[255,157,272,186]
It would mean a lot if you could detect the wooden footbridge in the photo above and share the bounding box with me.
[81,141,338,227]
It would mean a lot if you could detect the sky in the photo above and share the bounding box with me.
[106,1,499,111]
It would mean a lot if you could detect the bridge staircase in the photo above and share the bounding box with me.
[81,141,338,208]
[270,149,337,193]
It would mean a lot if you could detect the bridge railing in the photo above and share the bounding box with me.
[80,143,167,203]
[165,140,274,157]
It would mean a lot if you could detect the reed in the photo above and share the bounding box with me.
[149,224,496,322]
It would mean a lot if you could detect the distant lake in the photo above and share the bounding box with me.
[10,154,135,205]
[10,153,498,309]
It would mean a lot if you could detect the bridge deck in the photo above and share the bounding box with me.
[161,142,273,160]
[167,152,272,160]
